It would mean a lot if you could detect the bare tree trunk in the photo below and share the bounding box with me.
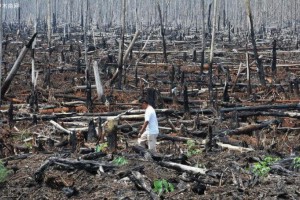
[200,0,205,74]
[271,39,277,82]
[109,30,140,86]
[84,0,89,71]
[47,0,51,47]
[209,0,217,105]
[246,52,252,96]
[0,0,2,104]
[207,3,212,35]
[93,61,103,100]
[117,0,126,89]
[245,0,266,87]
[1,34,37,98]
[157,0,168,63]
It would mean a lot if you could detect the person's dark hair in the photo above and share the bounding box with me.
[139,98,148,104]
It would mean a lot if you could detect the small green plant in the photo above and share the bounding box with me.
[153,179,174,195]
[96,143,108,152]
[252,163,270,177]
[293,157,300,169]
[186,140,201,157]
[252,156,280,177]
[25,142,33,149]
[112,156,128,166]
[0,161,10,183]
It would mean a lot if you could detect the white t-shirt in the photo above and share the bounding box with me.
[145,105,159,134]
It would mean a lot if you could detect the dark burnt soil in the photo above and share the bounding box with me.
[1,130,300,200]
[1,30,300,200]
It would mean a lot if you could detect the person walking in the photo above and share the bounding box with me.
[138,99,159,152]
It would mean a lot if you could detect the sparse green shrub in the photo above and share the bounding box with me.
[96,142,108,152]
[112,156,128,166]
[252,156,280,177]
[0,161,10,183]
[293,157,300,169]
[153,179,174,195]
[186,140,201,157]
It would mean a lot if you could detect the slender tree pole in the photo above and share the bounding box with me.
[208,0,218,105]
[1,33,37,98]
[245,0,266,87]
[0,0,2,104]
[47,0,51,47]
[200,0,206,74]
[32,0,38,86]
[157,0,168,63]
[271,39,277,83]
[117,0,126,89]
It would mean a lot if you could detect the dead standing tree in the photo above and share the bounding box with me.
[200,0,206,75]
[1,33,37,99]
[109,0,126,88]
[157,0,168,63]
[208,0,218,105]
[245,0,266,87]
[0,0,3,105]
[47,0,51,47]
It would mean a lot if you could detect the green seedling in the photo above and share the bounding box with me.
[96,142,108,152]
[186,140,201,157]
[293,157,300,169]
[153,179,174,195]
[112,156,128,166]
[0,161,10,183]
[252,156,280,177]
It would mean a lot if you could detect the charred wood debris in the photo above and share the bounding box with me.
[0,21,300,199]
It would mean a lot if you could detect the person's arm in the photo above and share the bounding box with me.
[138,121,149,137]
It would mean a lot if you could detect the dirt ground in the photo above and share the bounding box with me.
[1,26,300,200]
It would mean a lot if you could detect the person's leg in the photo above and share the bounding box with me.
[147,134,158,152]
[138,132,148,148]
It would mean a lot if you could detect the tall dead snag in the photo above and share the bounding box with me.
[207,3,212,35]
[0,0,3,105]
[47,0,51,47]
[117,0,126,89]
[228,21,231,42]
[245,0,266,87]
[30,30,38,113]
[200,0,206,74]
[107,0,126,88]
[208,0,218,105]
[271,39,277,82]
[1,33,37,99]
[109,30,140,87]
[156,0,168,63]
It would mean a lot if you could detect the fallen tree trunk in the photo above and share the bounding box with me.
[216,142,254,152]
[50,120,72,134]
[215,119,279,137]
[159,161,207,175]
[220,104,300,113]
[34,157,116,183]
[224,111,300,119]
